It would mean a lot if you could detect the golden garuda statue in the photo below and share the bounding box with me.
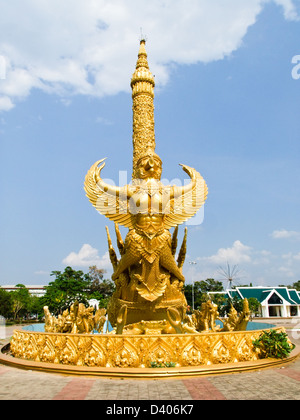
[84,40,208,333]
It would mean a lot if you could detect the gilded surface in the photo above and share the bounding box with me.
[44,303,107,334]
[11,328,274,368]
[192,298,251,333]
[8,42,291,372]
[43,297,250,335]
[131,39,155,176]
[221,298,251,331]
[84,40,208,331]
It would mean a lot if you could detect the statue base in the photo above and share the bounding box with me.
[107,296,187,333]
[6,327,296,378]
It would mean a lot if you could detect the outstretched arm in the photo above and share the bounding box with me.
[170,164,197,199]
[94,158,132,199]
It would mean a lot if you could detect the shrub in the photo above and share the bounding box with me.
[253,329,295,359]
[150,361,176,368]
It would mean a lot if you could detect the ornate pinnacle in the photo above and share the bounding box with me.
[131,39,155,98]
[131,39,156,179]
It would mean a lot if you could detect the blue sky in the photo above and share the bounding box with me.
[0,0,300,288]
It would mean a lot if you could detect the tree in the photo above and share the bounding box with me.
[198,278,223,293]
[184,284,194,310]
[184,278,224,310]
[10,284,31,320]
[41,267,90,315]
[219,295,243,317]
[209,293,227,310]
[0,288,13,318]
[88,265,106,284]
[28,295,44,319]
[87,265,115,307]
[293,281,300,291]
[247,297,261,316]
[284,281,300,291]
[218,296,261,317]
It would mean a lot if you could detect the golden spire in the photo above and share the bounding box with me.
[131,39,157,179]
[131,39,155,97]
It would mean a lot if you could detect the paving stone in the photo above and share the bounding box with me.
[0,322,299,400]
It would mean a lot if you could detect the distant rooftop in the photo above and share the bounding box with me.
[1,285,46,289]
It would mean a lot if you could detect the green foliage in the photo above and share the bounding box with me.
[218,296,261,317]
[252,329,295,359]
[247,297,261,315]
[279,280,300,291]
[0,288,13,318]
[41,266,91,315]
[28,295,44,318]
[292,280,300,291]
[198,278,223,293]
[150,361,176,368]
[1,265,115,321]
[209,293,227,311]
[0,284,43,321]
[40,265,115,315]
[10,284,32,320]
[88,266,115,308]
[218,296,242,317]
[184,278,223,310]
[284,280,300,291]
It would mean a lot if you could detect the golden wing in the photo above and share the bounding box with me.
[164,165,208,230]
[84,159,134,229]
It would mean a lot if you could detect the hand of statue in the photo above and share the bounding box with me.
[179,163,196,180]
[94,158,107,183]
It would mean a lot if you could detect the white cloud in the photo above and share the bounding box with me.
[272,251,300,282]
[199,240,252,265]
[63,244,112,269]
[278,266,295,278]
[271,229,300,239]
[0,96,14,111]
[184,238,300,286]
[282,251,300,263]
[273,0,300,20]
[252,249,272,265]
[0,0,298,111]
[183,241,252,286]
[96,116,114,125]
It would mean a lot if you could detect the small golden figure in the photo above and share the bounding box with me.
[44,303,107,334]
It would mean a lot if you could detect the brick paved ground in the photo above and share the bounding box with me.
[0,354,299,400]
[0,323,299,400]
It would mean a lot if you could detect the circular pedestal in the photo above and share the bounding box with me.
[1,326,298,378]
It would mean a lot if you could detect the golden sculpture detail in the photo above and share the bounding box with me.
[84,39,208,332]
[7,41,296,377]
[11,327,274,368]
[43,298,251,335]
[44,304,107,334]
[192,301,221,333]
[191,298,250,333]
[221,298,251,332]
